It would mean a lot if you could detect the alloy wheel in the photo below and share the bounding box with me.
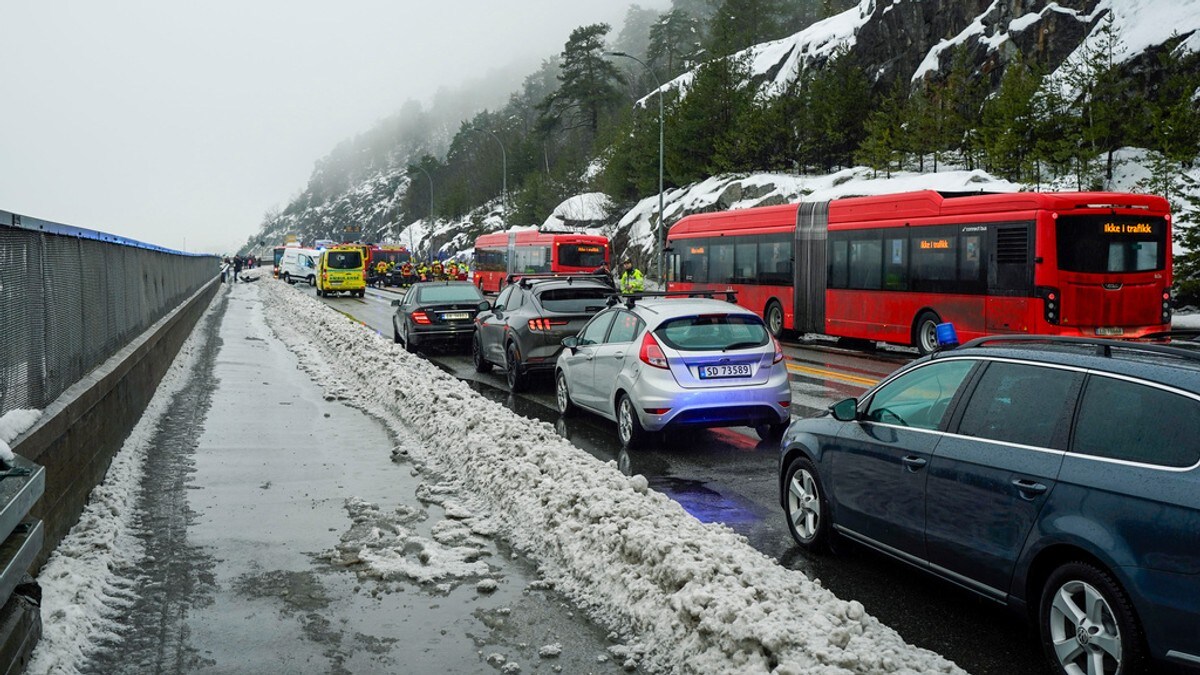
[1048,580,1122,675]
[787,469,822,542]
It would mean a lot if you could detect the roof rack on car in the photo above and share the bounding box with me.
[610,290,738,309]
[504,272,615,289]
[957,334,1200,363]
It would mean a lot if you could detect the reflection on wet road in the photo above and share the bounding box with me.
[311,284,1050,675]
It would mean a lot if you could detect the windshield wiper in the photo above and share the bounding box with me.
[722,341,761,352]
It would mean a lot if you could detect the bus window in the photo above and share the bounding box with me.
[558,244,606,269]
[757,237,792,285]
[680,241,709,283]
[960,234,983,283]
[734,242,757,284]
[884,236,908,291]
[709,242,735,284]
[848,237,882,290]
[911,227,957,290]
[1056,215,1166,273]
[829,239,849,289]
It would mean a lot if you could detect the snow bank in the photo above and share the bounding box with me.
[259,282,963,674]
[0,409,41,464]
[27,294,224,675]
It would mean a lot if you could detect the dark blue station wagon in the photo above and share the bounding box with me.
[779,335,1200,675]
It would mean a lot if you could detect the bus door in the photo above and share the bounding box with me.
[985,222,1034,333]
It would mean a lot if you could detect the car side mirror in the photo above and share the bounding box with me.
[391,299,401,307]
[830,398,859,422]
[561,336,579,353]
[478,300,491,312]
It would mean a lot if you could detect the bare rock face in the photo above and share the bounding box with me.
[850,0,1104,88]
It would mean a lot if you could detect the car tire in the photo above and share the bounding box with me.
[472,333,492,373]
[1039,561,1148,675]
[783,456,830,551]
[755,420,789,442]
[404,325,419,354]
[307,276,315,287]
[505,343,526,392]
[616,393,647,449]
[316,288,324,297]
[913,310,941,355]
[765,300,785,340]
[283,273,292,284]
[393,322,402,345]
[556,370,576,417]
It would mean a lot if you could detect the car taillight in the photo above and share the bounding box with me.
[639,332,669,369]
[644,408,671,415]
[772,336,784,364]
[412,311,431,325]
[528,318,568,331]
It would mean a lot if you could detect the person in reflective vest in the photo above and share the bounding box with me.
[400,262,414,286]
[620,260,644,294]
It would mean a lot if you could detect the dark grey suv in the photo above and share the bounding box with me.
[779,334,1200,675]
[473,276,613,391]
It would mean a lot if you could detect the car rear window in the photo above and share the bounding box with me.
[536,287,611,313]
[418,285,483,303]
[654,314,768,351]
[326,251,362,269]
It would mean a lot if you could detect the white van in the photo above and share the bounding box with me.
[279,247,320,286]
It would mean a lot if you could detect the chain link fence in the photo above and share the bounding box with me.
[1,211,218,418]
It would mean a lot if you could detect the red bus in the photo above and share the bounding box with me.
[473,230,610,293]
[667,191,1172,353]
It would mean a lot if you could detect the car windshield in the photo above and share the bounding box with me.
[536,287,611,312]
[326,251,362,269]
[655,314,768,351]
[417,285,483,303]
[557,244,606,269]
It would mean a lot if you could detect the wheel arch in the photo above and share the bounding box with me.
[1018,541,1130,621]
[778,436,826,508]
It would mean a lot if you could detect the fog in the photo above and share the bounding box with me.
[0,1,667,254]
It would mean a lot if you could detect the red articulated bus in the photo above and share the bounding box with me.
[473,230,611,293]
[666,190,1172,353]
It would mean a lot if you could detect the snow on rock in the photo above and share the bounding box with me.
[259,281,965,674]
[0,408,41,463]
[27,294,226,674]
[541,193,613,230]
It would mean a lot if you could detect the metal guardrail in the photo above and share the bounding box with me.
[0,210,219,418]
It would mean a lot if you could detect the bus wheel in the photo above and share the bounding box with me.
[765,300,784,339]
[913,311,941,355]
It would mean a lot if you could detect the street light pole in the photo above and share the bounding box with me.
[411,165,433,262]
[471,128,508,221]
[608,51,665,283]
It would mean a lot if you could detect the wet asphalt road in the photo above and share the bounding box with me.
[309,283,1053,675]
[81,284,641,674]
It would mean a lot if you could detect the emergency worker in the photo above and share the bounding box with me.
[620,259,644,294]
[432,261,444,280]
[400,261,414,286]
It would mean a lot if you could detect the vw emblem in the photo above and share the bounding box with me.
[1076,626,1091,646]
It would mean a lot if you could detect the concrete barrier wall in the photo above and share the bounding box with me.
[9,279,219,570]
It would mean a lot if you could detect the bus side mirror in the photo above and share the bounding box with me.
[831,398,858,422]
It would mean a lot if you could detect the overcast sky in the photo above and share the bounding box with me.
[0,1,666,254]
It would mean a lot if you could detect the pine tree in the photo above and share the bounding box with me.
[666,54,754,183]
[538,24,625,136]
[647,9,703,77]
[980,57,1042,182]
[706,0,786,57]
[1171,173,1200,306]
[855,86,905,178]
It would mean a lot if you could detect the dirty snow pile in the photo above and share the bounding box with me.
[260,282,963,675]
[0,408,42,464]
[27,293,226,674]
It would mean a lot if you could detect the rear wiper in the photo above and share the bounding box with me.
[722,341,761,352]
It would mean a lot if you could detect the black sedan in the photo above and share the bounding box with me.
[392,282,488,353]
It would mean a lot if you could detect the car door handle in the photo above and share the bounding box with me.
[611,352,625,359]
[901,456,927,470]
[585,354,594,361]
[1011,478,1048,495]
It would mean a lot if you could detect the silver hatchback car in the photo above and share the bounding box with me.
[555,296,792,448]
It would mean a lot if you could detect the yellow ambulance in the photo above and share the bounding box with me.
[315,246,367,298]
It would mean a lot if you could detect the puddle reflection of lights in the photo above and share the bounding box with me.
[650,477,764,526]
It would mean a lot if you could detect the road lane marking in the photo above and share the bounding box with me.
[786,363,878,388]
